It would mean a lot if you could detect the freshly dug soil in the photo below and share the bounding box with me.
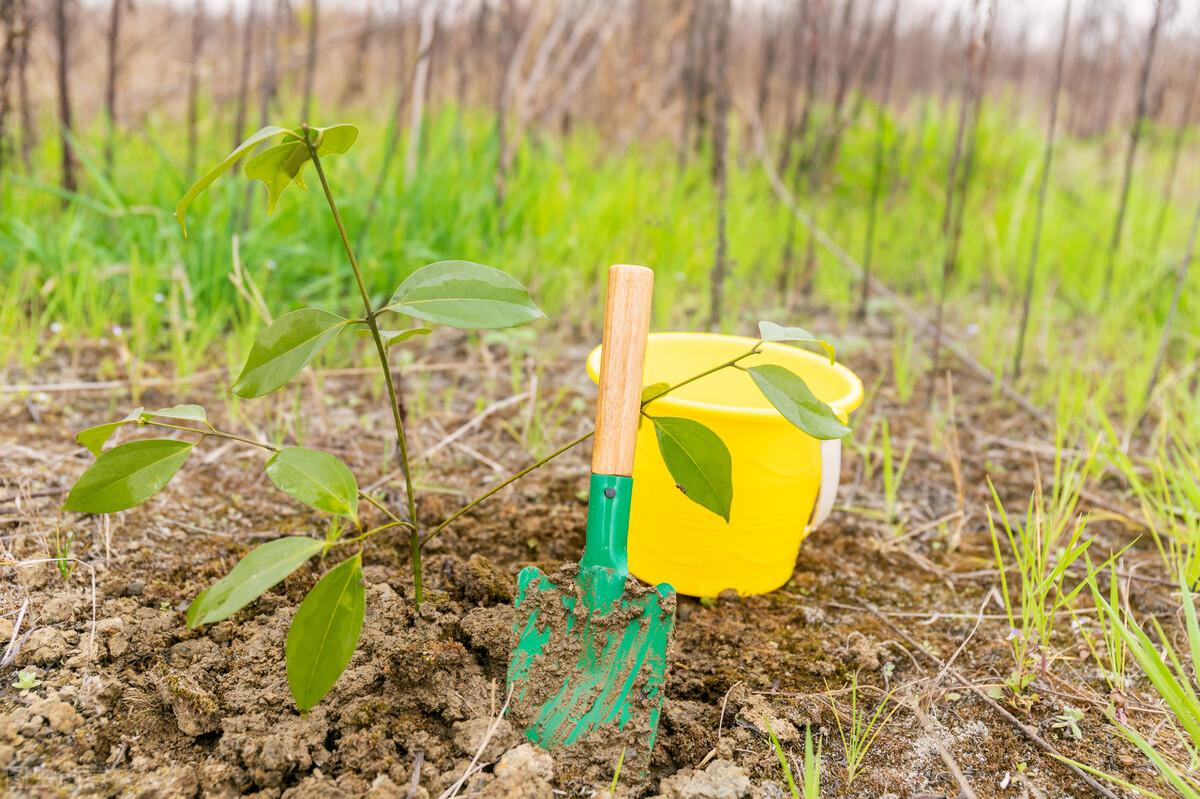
[0,321,1177,797]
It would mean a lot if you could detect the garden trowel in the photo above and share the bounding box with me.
[507,264,676,771]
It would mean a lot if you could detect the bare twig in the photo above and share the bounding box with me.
[1013,0,1071,379]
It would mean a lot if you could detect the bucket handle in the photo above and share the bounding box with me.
[805,439,841,533]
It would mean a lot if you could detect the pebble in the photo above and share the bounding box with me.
[493,743,554,782]
[21,628,69,665]
[41,595,75,624]
[657,759,751,799]
[124,580,145,597]
[452,717,515,762]
[0,617,14,643]
[31,699,82,734]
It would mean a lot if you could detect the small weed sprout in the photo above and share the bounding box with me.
[890,323,918,403]
[988,441,1117,694]
[52,528,75,581]
[11,671,41,691]
[879,417,913,528]
[1071,556,1130,696]
[1051,705,1085,740]
[801,724,821,799]
[765,717,799,797]
[830,673,897,785]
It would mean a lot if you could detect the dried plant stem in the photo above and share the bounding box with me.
[707,0,731,330]
[1102,0,1165,302]
[928,0,991,406]
[300,0,319,123]
[103,0,124,176]
[858,0,898,320]
[231,0,256,149]
[53,0,76,193]
[1012,0,1070,379]
[185,0,204,178]
[403,2,437,187]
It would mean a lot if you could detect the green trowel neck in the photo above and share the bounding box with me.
[578,473,632,610]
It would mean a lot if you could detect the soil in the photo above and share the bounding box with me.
[0,317,1178,798]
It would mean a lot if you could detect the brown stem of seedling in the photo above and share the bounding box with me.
[302,127,425,607]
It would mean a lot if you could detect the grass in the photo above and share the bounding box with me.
[987,440,1106,693]
[829,674,897,785]
[1057,575,1200,798]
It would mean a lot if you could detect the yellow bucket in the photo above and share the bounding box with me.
[586,332,863,597]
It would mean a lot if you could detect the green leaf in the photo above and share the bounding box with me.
[187,536,325,628]
[384,260,544,329]
[175,125,294,236]
[233,308,348,398]
[245,124,359,214]
[286,552,365,712]
[641,382,670,404]
[747,365,851,440]
[354,327,433,349]
[142,404,208,423]
[758,321,835,363]
[64,439,194,513]
[76,407,144,456]
[651,416,733,522]
[266,447,359,523]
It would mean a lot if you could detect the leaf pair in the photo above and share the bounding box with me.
[232,261,544,399]
[76,404,209,456]
[186,537,364,713]
[174,124,359,236]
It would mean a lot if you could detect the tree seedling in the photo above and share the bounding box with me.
[62,123,851,713]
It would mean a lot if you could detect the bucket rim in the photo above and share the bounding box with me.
[586,331,864,421]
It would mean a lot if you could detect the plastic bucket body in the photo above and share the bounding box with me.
[586,332,863,597]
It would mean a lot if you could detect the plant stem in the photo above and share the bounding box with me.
[143,419,408,527]
[644,345,761,403]
[339,519,411,546]
[422,431,594,547]
[422,343,767,548]
[303,130,424,607]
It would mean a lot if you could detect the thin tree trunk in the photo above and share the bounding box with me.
[1150,65,1198,255]
[358,9,414,252]
[300,0,318,123]
[1102,0,1165,302]
[1013,0,1071,379]
[926,0,986,405]
[103,0,123,176]
[403,1,437,188]
[258,0,282,130]
[707,0,731,331]
[0,0,17,173]
[677,0,703,168]
[15,0,31,169]
[338,12,372,106]
[186,0,205,178]
[859,0,899,320]
[53,0,76,193]
[232,0,257,149]
[755,7,777,123]
[778,1,820,299]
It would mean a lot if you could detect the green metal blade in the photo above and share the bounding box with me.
[507,565,675,752]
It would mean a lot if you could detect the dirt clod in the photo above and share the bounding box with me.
[656,759,752,799]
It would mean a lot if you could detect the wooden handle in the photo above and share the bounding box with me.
[592,264,654,476]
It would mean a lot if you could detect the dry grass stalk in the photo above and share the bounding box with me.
[1102,0,1167,301]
